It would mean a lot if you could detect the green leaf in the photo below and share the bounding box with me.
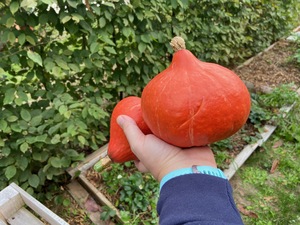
[71,13,84,23]
[51,134,61,144]
[19,120,29,130]
[104,46,116,54]
[68,63,80,72]
[101,36,115,45]
[39,13,48,25]
[48,123,61,135]
[26,35,36,45]
[65,149,79,157]
[21,109,31,122]
[0,138,4,147]
[33,152,42,161]
[30,115,42,127]
[55,58,69,70]
[20,142,29,153]
[122,27,132,37]
[2,147,11,156]
[6,17,15,27]
[11,123,22,132]
[27,51,43,66]
[50,157,62,168]
[0,120,8,131]
[19,170,30,182]
[8,32,16,43]
[10,2,19,14]
[61,15,71,24]
[17,90,28,102]
[138,42,147,53]
[102,2,115,8]
[41,0,55,4]
[90,42,100,54]
[67,0,78,8]
[18,33,26,45]
[60,157,71,167]
[20,0,37,11]
[3,88,15,105]
[64,111,71,119]
[5,165,17,180]
[16,157,29,171]
[141,34,151,43]
[99,17,106,28]
[28,174,39,188]
[15,98,23,106]
[59,105,68,115]
[7,115,18,122]
[35,134,47,142]
[78,135,86,145]
[128,14,134,23]
[26,187,34,195]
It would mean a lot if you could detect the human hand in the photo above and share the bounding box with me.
[117,115,217,182]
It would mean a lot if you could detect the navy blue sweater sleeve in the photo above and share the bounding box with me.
[157,174,244,225]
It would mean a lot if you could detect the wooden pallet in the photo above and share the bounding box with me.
[0,183,68,225]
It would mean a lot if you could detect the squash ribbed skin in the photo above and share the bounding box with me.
[141,49,251,147]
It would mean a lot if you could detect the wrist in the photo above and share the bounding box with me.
[160,165,227,190]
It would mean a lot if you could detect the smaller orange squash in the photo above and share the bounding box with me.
[108,96,152,163]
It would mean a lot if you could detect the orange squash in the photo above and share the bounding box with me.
[141,36,251,147]
[108,96,152,163]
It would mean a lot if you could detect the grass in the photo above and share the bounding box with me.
[231,98,300,225]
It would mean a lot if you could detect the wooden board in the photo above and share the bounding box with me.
[0,183,69,225]
[68,144,108,178]
[67,180,107,225]
[224,98,296,180]
[7,208,43,225]
[224,124,277,180]
[10,183,69,225]
[0,186,23,219]
[78,175,122,223]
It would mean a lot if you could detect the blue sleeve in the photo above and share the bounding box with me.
[157,174,244,225]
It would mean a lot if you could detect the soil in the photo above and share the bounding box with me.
[56,38,300,224]
[234,39,300,91]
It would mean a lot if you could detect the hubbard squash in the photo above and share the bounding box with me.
[141,36,251,147]
[108,96,152,163]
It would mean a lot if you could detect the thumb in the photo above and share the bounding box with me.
[116,115,145,157]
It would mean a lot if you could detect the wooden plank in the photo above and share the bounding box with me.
[0,221,7,225]
[0,212,7,225]
[67,180,107,225]
[0,186,24,219]
[224,98,296,180]
[68,144,108,178]
[224,125,277,180]
[9,183,69,225]
[8,207,43,225]
[78,175,123,223]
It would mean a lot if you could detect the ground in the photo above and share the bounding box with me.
[234,39,300,90]
[231,38,300,224]
[46,37,300,224]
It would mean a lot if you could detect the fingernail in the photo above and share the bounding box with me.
[116,115,125,126]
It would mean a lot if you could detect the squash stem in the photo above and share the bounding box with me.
[170,36,186,52]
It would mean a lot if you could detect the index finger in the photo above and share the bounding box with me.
[117,115,146,158]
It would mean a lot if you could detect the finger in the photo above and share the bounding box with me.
[116,115,145,157]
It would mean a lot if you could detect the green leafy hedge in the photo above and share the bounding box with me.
[0,0,299,192]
